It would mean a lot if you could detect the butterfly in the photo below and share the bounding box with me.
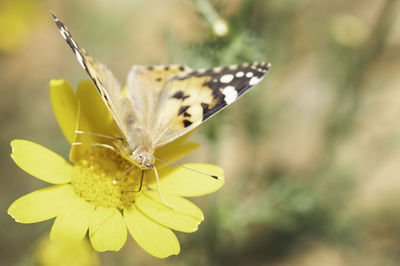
[51,12,270,182]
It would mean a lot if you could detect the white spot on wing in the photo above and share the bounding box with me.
[70,38,78,49]
[220,85,238,104]
[246,72,254,78]
[60,29,68,40]
[249,76,261,86]
[228,64,238,70]
[220,74,234,83]
[236,71,244,78]
[213,66,223,72]
[74,50,85,69]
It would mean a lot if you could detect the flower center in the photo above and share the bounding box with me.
[70,148,146,210]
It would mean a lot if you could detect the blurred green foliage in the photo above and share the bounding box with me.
[2,0,400,265]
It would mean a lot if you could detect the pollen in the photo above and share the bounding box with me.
[70,148,144,210]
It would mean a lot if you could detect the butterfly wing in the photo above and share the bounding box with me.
[152,62,271,147]
[125,65,191,127]
[51,12,135,143]
[52,13,271,151]
[122,65,192,146]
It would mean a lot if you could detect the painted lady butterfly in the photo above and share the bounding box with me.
[51,12,271,172]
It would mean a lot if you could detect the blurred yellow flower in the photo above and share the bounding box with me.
[36,236,99,266]
[0,0,42,53]
[8,79,224,258]
[330,13,370,47]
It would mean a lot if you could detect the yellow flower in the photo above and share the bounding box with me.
[36,235,99,266]
[0,0,43,53]
[8,79,224,258]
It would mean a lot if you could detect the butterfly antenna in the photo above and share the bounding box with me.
[153,157,222,180]
[74,130,123,141]
[153,166,172,208]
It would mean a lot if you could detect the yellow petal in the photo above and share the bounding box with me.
[76,80,120,141]
[50,196,94,242]
[149,163,224,197]
[89,207,127,252]
[162,130,196,147]
[50,79,78,144]
[8,185,76,223]
[124,205,180,258]
[69,80,121,163]
[11,139,72,184]
[153,130,198,168]
[136,191,203,233]
[154,142,200,169]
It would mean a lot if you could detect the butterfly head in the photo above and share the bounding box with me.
[132,145,155,169]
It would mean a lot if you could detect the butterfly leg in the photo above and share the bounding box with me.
[137,170,144,192]
[74,130,123,141]
[72,142,117,151]
[153,167,172,208]
[121,170,144,192]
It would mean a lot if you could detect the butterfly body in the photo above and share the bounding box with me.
[115,140,155,169]
[51,12,271,170]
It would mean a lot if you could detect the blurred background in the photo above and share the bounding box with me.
[2,0,400,265]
